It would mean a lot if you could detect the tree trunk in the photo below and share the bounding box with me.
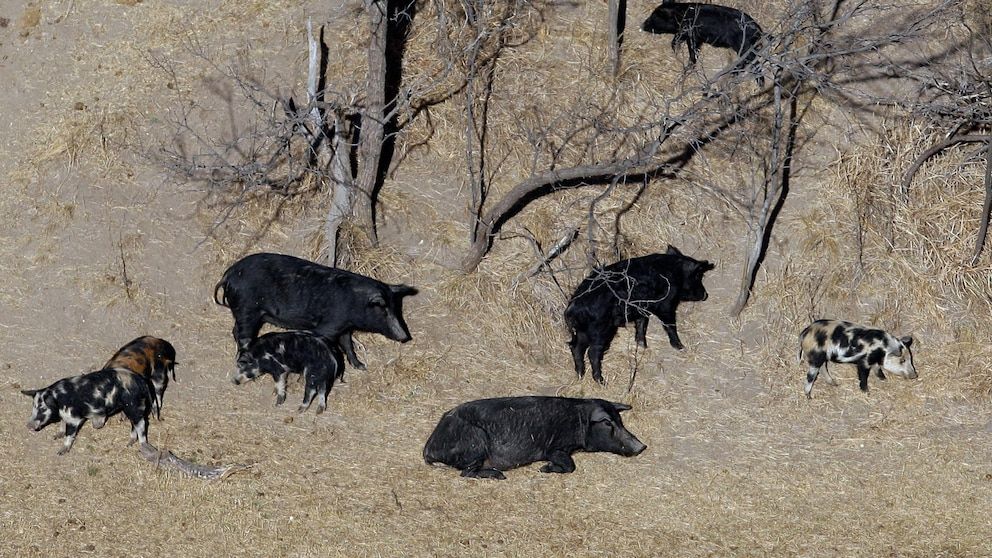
[305,18,350,265]
[356,0,388,247]
[607,0,627,78]
[325,114,356,266]
[730,83,800,317]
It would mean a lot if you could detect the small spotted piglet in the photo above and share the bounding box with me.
[22,368,153,455]
[232,331,344,414]
[799,319,917,398]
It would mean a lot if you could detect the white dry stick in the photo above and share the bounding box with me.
[527,226,580,277]
[307,17,321,128]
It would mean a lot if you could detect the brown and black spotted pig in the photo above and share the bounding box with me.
[799,319,917,398]
[104,336,176,419]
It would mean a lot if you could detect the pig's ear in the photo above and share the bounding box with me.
[665,245,682,256]
[590,407,612,423]
[900,336,913,348]
[611,402,633,413]
[699,260,715,272]
[390,284,418,298]
[20,389,39,397]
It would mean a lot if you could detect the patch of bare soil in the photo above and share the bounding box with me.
[1,1,990,557]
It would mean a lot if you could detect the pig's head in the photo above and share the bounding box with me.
[641,2,682,35]
[232,350,262,385]
[151,340,177,417]
[667,245,715,302]
[585,402,647,457]
[883,335,917,380]
[21,388,60,432]
[355,283,418,343]
[153,339,178,381]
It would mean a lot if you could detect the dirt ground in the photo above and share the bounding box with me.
[1,1,990,557]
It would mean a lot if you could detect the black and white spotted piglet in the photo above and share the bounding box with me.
[232,331,344,414]
[21,368,153,455]
[799,319,917,398]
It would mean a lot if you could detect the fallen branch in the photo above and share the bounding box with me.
[971,140,992,265]
[900,134,990,199]
[139,442,252,481]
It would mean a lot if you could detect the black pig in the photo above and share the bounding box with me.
[21,368,153,455]
[642,1,764,84]
[565,246,714,384]
[423,397,646,479]
[232,331,344,414]
[214,253,417,370]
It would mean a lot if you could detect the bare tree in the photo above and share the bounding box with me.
[899,4,991,264]
[430,0,536,245]
[458,0,960,325]
[155,4,430,263]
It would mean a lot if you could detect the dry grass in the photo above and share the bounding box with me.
[1,1,991,557]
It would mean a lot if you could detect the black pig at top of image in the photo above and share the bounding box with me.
[642,1,765,85]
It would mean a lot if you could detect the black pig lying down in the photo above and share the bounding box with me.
[423,397,646,479]
[22,369,153,455]
[214,252,418,370]
[642,1,764,85]
[103,336,177,420]
[232,331,344,414]
[565,246,714,384]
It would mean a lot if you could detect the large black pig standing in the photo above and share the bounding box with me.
[565,246,714,384]
[214,253,418,370]
[641,0,765,85]
[423,396,646,479]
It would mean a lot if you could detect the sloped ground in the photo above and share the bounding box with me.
[0,1,990,557]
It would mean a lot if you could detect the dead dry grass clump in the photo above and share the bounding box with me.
[13,0,316,186]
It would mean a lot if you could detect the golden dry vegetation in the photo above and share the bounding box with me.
[0,0,990,557]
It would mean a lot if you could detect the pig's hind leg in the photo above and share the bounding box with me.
[299,366,331,414]
[273,372,288,405]
[424,415,505,479]
[124,406,149,447]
